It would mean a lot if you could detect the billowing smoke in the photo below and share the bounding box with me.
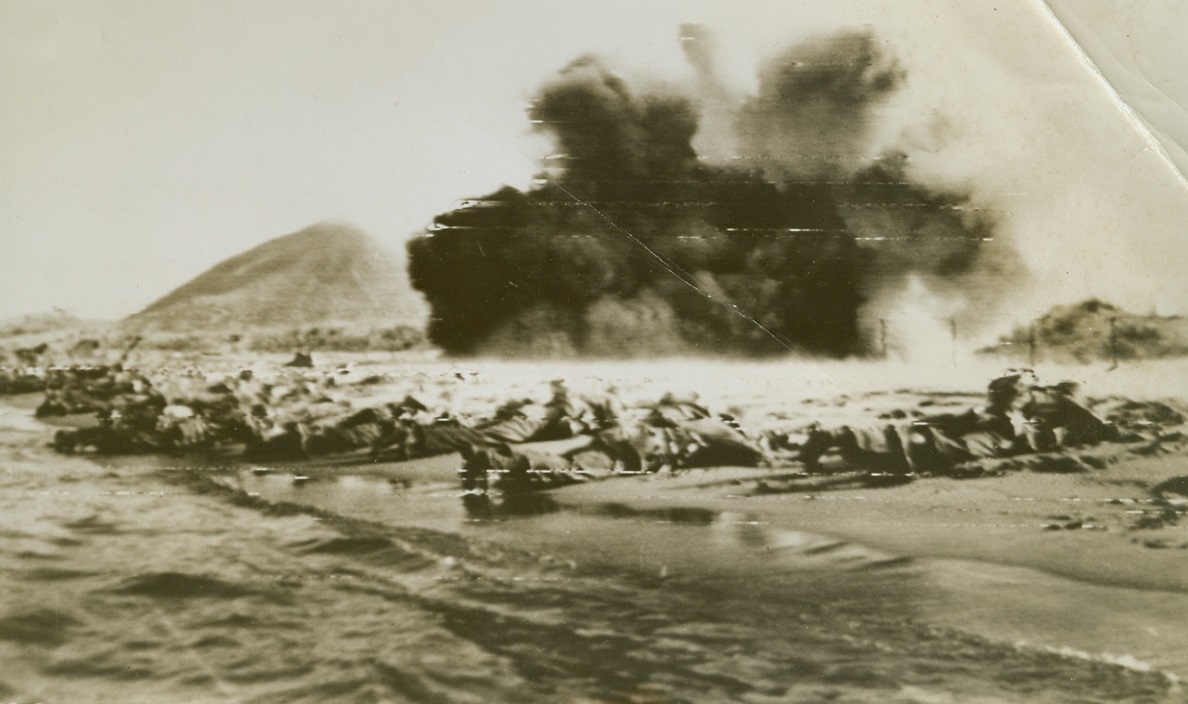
[408,29,1017,357]
[736,31,904,181]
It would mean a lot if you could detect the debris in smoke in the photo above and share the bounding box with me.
[735,31,905,181]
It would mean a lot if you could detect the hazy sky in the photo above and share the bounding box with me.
[2,0,1186,322]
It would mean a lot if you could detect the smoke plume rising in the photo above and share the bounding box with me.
[408,29,1017,357]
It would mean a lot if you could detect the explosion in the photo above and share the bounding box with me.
[408,29,1013,357]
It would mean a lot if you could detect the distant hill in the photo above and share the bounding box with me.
[982,299,1188,363]
[0,310,104,339]
[125,223,426,333]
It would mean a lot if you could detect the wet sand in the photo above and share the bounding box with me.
[546,459,1188,678]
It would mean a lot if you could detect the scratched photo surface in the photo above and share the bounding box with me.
[2,2,1187,703]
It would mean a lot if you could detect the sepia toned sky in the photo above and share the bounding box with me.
[1,0,1186,322]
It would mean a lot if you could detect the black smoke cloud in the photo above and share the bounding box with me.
[407,30,1011,357]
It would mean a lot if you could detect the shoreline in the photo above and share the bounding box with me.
[547,462,1188,593]
[541,462,1188,678]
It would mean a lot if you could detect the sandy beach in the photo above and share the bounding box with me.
[4,355,1188,703]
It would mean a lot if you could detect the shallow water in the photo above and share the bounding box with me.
[1,411,1184,703]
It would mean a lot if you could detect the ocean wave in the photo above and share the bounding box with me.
[107,571,259,601]
[1017,641,1183,687]
[0,607,81,647]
